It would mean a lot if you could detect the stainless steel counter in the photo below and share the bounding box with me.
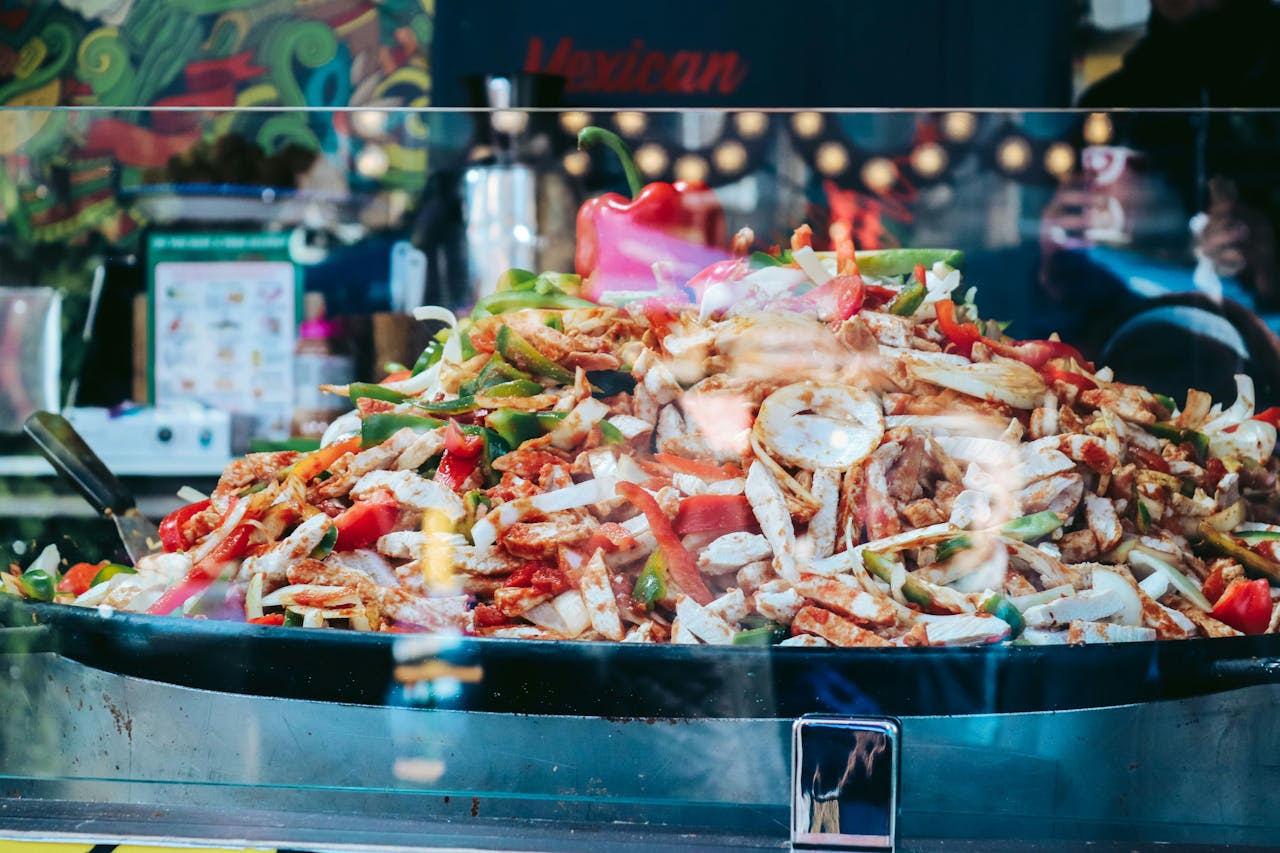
[2,650,1278,851]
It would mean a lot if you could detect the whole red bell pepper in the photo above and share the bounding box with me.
[575,126,728,302]
[1210,577,1272,635]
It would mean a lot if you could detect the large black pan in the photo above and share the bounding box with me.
[3,595,1278,718]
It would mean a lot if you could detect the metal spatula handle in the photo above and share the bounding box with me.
[23,410,136,517]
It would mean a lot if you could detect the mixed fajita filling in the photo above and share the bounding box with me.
[9,223,1280,646]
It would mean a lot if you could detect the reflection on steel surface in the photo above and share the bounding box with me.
[792,715,898,851]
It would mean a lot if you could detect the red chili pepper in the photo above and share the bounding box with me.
[333,493,400,551]
[435,421,485,491]
[158,499,212,552]
[1253,407,1280,427]
[575,126,728,302]
[1211,577,1272,635]
[1042,365,1098,391]
[147,524,253,616]
[616,481,714,605]
[248,613,286,626]
[57,561,107,595]
[673,494,760,538]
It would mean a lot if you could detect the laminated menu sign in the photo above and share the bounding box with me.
[147,233,301,440]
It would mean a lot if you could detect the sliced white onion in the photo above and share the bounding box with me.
[1091,568,1142,626]
[176,485,209,503]
[27,543,60,577]
[791,246,833,286]
[1129,549,1211,611]
[1010,584,1075,612]
[1201,374,1255,434]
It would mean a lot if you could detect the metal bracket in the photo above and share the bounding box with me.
[791,715,900,851]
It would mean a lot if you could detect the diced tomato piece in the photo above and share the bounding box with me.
[248,613,286,626]
[504,564,537,588]
[804,273,865,323]
[1211,578,1272,635]
[1202,566,1227,605]
[57,561,107,595]
[673,494,759,537]
[472,604,509,628]
[333,494,400,551]
[530,565,570,595]
[381,369,412,384]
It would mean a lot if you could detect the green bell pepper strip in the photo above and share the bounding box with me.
[349,382,408,405]
[459,490,493,543]
[534,410,624,444]
[1200,523,1280,584]
[411,341,444,376]
[309,525,339,560]
[486,408,624,450]
[91,563,135,586]
[496,325,575,384]
[733,625,782,646]
[748,250,792,269]
[1154,393,1178,412]
[361,413,444,448]
[412,396,482,416]
[283,609,305,627]
[487,409,545,449]
[886,275,926,317]
[545,314,563,332]
[854,248,963,277]
[496,268,539,292]
[935,536,973,562]
[1000,511,1063,542]
[534,272,582,295]
[19,569,56,601]
[1148,422,1210,458]
[633,550,668,609]
[481,379,545,398]
[1234,530,1280,545]
[862,551,933,609]
[586,370,637,397]
[470,352,533,393]
[981,592,1025,637]
[474,289,595,317]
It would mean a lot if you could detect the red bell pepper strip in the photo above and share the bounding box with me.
[333,493,400,551]
[575,126,728,302]
[1042,365,1098,391]
[673,494,759,537]
[1252,407,1280,427]
[934,299,984,357]
[248,613,286,626]
[147,524,253,616]
[57,561,107,595]
[1210,577,1272,635]
[790,225,813,252]
[291,436,361,483]
[616,481,714,605]
[651,453,744,481]
[935,299,1094,370]
[159,499,212,552]
[435,421,484,491]
[381,369,413,384]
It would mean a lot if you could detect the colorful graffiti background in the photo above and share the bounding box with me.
[1,0,434,244]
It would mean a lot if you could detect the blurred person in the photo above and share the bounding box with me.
[1036,0,1280,400]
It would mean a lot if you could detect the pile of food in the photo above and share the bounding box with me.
[6,128,1279,647]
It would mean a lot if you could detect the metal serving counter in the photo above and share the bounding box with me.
[2,645,1277,851]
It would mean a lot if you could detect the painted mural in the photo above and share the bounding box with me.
[0,0,434,245]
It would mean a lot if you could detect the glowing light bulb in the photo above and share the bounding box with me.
[996,137,1032,174]
[635,144,669,177]
[1044,142,1076,177]
[734,111,769,139]
[614,111,648,136]
[791,111,824,139]
[562,150,590,176]
[1083,112,1113,146]
[861,157,897,191]
[910,142,948,179]
[713,140,748,175]
[815,141,850,176]
[674,154,709,184]
[560,111,592,135]
[942,111,977,142]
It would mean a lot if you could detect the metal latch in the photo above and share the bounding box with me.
[791,715,900,851]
